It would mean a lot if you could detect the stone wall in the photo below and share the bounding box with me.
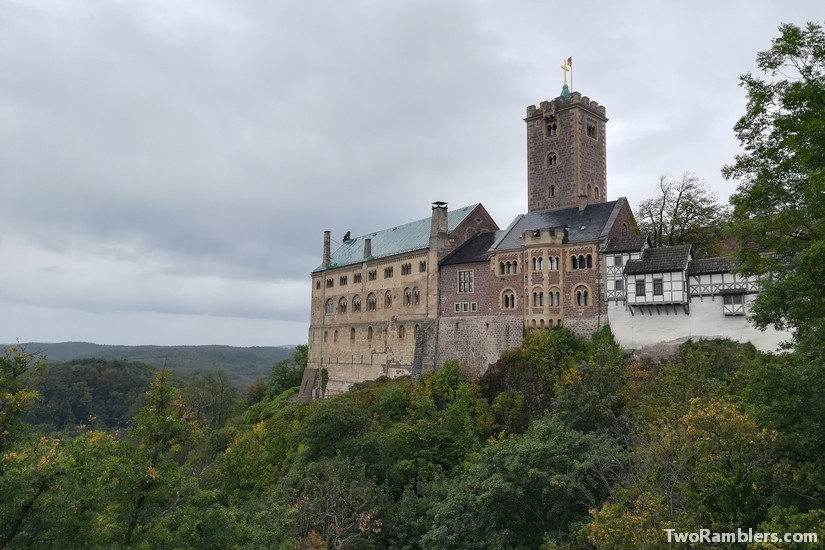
[435,316,525,376]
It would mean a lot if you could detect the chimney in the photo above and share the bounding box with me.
[364,238,372,259]
[322,231,331,267]
[578,194,589,212]
[430,201,448,237]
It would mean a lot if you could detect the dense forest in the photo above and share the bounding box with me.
[10,342,294,391]
[2,21,823,549]
[1,329,824,548]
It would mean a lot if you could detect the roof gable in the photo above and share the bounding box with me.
[492,200,624,251]
[603,234,650,254]
[440,230,502,265]
[624,245,693,275]
[687,256,739,276]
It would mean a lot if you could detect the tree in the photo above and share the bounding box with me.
[0,346,42,474]
[722,22,825,350]
[637,173,728,257]
[269,344,308,397]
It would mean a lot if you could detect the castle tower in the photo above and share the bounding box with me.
[525,91,608,212]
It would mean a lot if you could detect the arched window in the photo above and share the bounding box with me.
[414,324,419,338]
[338,297,347,314]
[540,319,545,328]
[586,254,592,268]
[367,326,373,341]
[398,325,405,339]
[548,185,556,198]
[352,295,361,312]
[404,287,412,306]
[587,184,592,197]
[594,186,600,200]
[513,261,517,273]
[547,152,558,166]
[323,330,328,343]
[413,287,420,305]
[532,290,544,307]
[621,223,628,236]
[532,256,543,271]
[325,299,334,315]
[502,290,516,310]
[572,256,578,270]
[350,327,355,341]
[385,290,392,308]
[499,262,506,275]
[367,293,376,311]
[575,286,590,306]
[334,330,339,343]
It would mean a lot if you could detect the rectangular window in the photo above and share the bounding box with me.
[723,294,744,305]
[614,255,624,266]
[470,302,477,312]
[615,279,624,291]
[462,302,469,312]
[458,270,474,293]
[454,303,461,313]
[653,278,663,295]
[635,280,646,297]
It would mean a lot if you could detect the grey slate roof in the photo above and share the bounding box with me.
[603,234,649,253]
[313,204,480,272]
[492,200,625,251]
[687,256,739,276]
[624,245,692,275]
[440,231,502,266]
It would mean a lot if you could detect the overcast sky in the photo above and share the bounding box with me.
[1,1,819,346]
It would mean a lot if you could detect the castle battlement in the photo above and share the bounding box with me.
[525,92,607,120]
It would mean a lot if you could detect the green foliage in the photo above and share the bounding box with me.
[16,341,295,390]
[378,385,410,423]
[723,21,825,350]
[24,358,154,430]
[2,325,822,548]
[0,346,43,467]
[422,416,619,549]
[297,398,371,460]
[268,344,308,397]
[281,455,389,549]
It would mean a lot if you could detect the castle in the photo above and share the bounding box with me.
[300,85,788,399]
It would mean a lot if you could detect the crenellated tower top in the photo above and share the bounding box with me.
[524,90,608,213]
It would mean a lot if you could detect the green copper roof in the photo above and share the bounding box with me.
[313,204,480,272]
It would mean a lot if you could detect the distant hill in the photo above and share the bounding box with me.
[11,342,296,390]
